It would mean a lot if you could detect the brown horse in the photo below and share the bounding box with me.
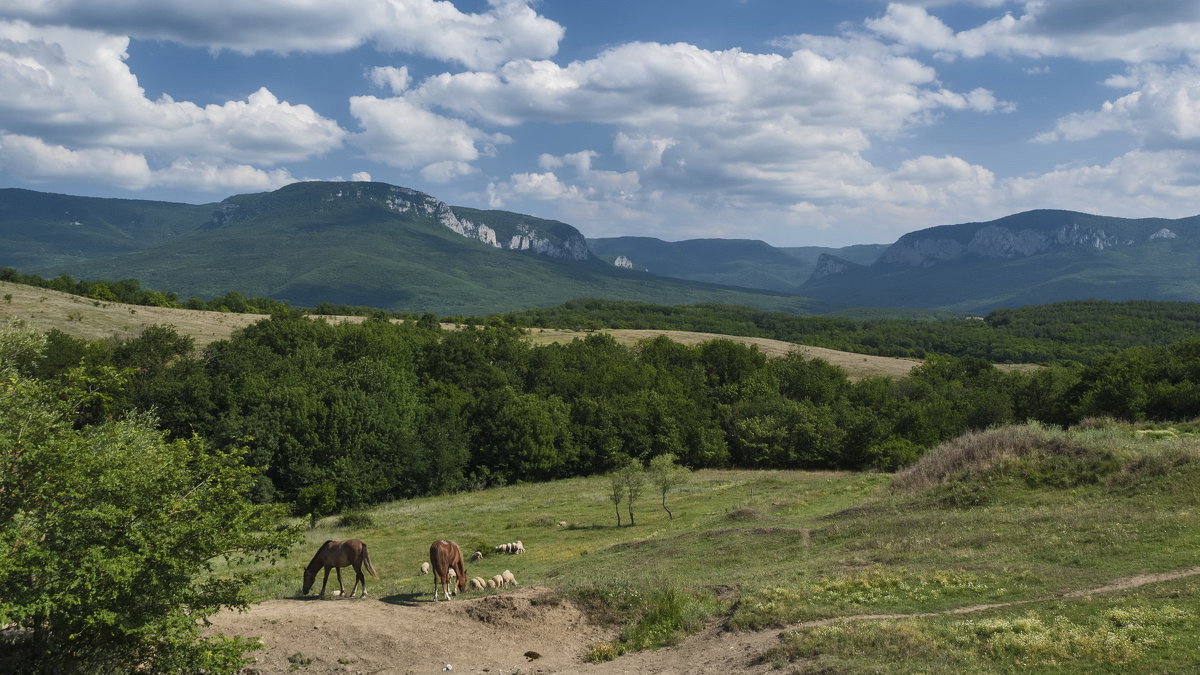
[429,539,467,601]
[302,539,378,598]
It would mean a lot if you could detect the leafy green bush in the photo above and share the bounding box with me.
[0,332,299,673]
[336,511,375,528]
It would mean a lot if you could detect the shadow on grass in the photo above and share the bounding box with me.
[379,592,428,606]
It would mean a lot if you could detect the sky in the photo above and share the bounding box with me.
[2,1,1200,247]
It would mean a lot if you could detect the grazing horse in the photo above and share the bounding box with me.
[429,539,467,601]
[302,539,378,598]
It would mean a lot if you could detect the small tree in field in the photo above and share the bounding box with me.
[608,470,626,526]
[648,453,689,520]
[619,459,645,526]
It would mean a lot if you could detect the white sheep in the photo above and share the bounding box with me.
[491,574,506,588]
[468,577,486,590]
[448,567,457,581]
[513,541,525,554]
[486,578,498,589]
[419,561,431,575]
[502,569,517,586]
[470,550,484,561]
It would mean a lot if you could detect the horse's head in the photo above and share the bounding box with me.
[302,567,317,595]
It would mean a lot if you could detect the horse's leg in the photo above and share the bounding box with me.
[335,566,345,596]
[319,567,331,596]
[350,562,364,598]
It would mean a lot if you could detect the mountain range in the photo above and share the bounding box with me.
[0,182,821,316]
[2,181,1197,315]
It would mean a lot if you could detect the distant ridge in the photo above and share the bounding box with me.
[800,209,1200,312]
[0,182,823,316]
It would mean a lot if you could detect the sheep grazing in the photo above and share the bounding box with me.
[557,521,568,528]
[491,574,506,588]
[448,567,457,581]
[469,550,484,562]
[419,561,431,575]
[492,541,526,555]
[502,569,518,586]
[486,578,498,589]
[468,577,486,590]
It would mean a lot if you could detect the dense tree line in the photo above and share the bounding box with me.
[23,313,1200,519]
[503,298,1200,364]
[0,268,407,318]
[9,270,1200,365]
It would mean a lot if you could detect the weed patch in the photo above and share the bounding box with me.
[732,567,1003,630]
[764,601,1195,673]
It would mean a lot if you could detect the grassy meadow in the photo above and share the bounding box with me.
[235,421,1200,672]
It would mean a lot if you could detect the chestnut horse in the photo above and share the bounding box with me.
[429,539,467,601]
[302,539,378,598]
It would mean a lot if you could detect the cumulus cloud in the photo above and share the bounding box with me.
[369,66,411,94]
[5,0,564,70]
[1036,61,1200,149]
[1002,150,1200,217]
[0,133,297,191]
[0,21,345,161]
[865,1,1200,62]
[405,36,1010,239]
[348,95,510,179]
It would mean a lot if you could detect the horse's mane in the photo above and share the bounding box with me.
[306,540,336,572]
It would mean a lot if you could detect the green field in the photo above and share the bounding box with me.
[237,421,1200,671]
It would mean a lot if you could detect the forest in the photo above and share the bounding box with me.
[15,306,1200,515]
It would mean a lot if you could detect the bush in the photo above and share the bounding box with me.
[0,354,299,673]
[336,511,375,528]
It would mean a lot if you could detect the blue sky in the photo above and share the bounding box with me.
[2,1,1200,246]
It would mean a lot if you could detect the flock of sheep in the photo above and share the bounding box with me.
[420,540,523,598]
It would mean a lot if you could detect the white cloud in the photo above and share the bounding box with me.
[866,2,1200,62]
[0,21,346,166]
[351,171,373,182]
[1002,150,1200,217]
[6,0,564,70]
[0,133,297,191]
[1036,62,1200,149]
[0,133,151,188]
[348,95,510,175]
[368,66,411,94]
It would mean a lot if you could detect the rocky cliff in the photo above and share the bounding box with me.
[209,182,592,262]
[875,210,1186,269]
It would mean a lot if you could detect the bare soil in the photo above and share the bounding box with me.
[210,567,1200,674]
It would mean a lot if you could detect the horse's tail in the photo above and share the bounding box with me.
[362,542,379,579]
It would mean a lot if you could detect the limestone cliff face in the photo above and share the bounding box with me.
[299,183,592,262]
[808,253,857,281]
[877,214,1176,269]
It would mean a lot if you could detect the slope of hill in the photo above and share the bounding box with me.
[0,280,926,379]
[0,188,213,271]
[587,236,887,293]
[0,182,823,316]
[208,422,1200,673]
[803,209,1200,312]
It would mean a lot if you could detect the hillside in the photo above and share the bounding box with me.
[588,235,886,293]
[0,187,213,271]
[0,182,823,316]
[0,280,922,379]
[207,422,1200,673]
[803,209,1200,312]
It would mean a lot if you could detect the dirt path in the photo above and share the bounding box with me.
[210,567,1200,674]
